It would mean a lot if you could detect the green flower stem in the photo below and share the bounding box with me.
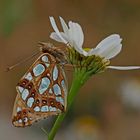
[48,70,85,140]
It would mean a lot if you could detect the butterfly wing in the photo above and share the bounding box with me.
[12,53,68,127]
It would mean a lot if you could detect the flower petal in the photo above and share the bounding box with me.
[49,17,67,44]
[59,16,69,35]
[108,66,140,70]
[74,45,88,56]
[68,21,84,48]
[67,21,87,55]
[88,34,122,59]
[50,32,68,43]
[49,17,87,56]
[50,32,64,43]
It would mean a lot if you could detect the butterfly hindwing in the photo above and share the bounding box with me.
[12,53,68,127]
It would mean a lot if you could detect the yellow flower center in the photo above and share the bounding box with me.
[84,48,91,52]
[68,47,110,75]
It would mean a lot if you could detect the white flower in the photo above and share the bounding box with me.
[49,16,140,70]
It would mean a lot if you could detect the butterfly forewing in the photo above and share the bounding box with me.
[12,53,68,127]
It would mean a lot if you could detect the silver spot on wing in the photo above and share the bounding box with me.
[34,106,40,112]
[49,88,53,94]
[53,66,58,81]
[21,89,29,100]
[41,105,49,112]
[42,55,50,67]
[39,77,50,94]
[49,106,57,112]
[61,80,67,95]
[24,72,33,81]
[53,84,61,96]
[33,64,45,77]
[27,97,34,107]
[16,107,22,112]
[17,86,24,93]
[18,119,22,123]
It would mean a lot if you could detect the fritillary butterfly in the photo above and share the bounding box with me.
[12,43,68,127]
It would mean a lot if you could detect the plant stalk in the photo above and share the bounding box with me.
[48,70,84,140]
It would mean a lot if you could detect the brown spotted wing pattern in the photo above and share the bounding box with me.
[12,53,67,127]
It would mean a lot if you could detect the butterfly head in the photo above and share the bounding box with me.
[38,42,68,65]
[38,42,54,53]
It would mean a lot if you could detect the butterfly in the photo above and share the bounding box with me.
[12,42,68,127]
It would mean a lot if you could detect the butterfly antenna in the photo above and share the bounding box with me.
[41,127,49,136]
[6,51,39,72]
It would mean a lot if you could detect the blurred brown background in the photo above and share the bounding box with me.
[1,0,140,140]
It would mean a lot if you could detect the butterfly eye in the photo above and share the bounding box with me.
[23,118,26,121]
[42,100,47,104]
[23,112,26,115]
[50,101,55,107]
[36,99,40,104]
[30,89,36,97]
[23,117,28,123]
[27,84,32,90]
[22,109,27,115]
[20,79,28,86]
[22,81,26,85]
[31,92,35,97]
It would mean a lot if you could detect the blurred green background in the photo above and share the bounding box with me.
[1,0,140,140]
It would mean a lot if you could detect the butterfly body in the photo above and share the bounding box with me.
[12,43,68,127]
